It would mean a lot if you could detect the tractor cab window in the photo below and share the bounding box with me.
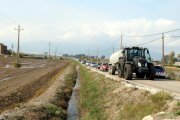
[128,48,144,59]
[145,49,151,62]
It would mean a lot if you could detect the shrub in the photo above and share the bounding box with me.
[12,62,21,68]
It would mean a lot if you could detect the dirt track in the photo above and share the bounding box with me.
[0,56,69,112]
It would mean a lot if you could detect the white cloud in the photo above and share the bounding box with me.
[57,32,75,39]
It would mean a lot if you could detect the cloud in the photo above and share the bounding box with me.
[57,32,75,39]
[1,18,179,59]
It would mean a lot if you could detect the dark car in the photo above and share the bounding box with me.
[100,63,109,71]
[96,62,102,69]
[155,65,166,78]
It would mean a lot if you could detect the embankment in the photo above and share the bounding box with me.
[78,65,180,120]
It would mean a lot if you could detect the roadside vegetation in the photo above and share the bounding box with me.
[165,66,180,80]
[79,66,107,120]
[12,62,21,68]
[78,65,180,120]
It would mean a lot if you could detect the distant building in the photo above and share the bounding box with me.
[0,43,7,55]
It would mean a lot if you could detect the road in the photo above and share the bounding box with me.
[87,66,180,97]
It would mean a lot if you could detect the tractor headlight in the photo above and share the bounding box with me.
[138,62,141,67]
[145,63,147,67]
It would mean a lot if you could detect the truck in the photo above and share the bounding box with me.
[108,47,155,80]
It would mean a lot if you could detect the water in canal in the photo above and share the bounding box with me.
[67,71,80,120]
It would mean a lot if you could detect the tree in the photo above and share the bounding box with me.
[164,55,169,64]
[168,51,175,65]
[101,55,105,59]
[178,54,180,62]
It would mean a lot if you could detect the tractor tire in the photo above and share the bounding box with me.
[146,64,155,80]
[124,64,133,80]
[112,66,116,75]
[108,66,112,74]
[118,69,123,78]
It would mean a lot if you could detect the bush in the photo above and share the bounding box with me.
[175,110,180,115]
[12,62,21,68]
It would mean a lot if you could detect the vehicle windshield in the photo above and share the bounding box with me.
[155,66,164,70]
[128,48,145,58]
[127,48,151,62]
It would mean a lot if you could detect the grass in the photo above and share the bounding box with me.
[165,66,180,80]
[12,62,21,68]
[79,66,106,120]
[118,92,172,120]
[76,63,176,120]
[177,102,180,106]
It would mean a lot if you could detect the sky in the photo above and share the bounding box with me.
[0,0,180,60]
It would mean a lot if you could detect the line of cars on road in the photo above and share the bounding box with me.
[80,60,166,79]
[80,60,109,71]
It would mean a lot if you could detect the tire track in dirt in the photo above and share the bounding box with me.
[0,61,69,113]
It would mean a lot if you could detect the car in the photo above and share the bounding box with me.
[86,61,91,66]
[96,63,102,69]
[81,60,86,64]
[90,62,98,67]
[155,65,166,78]
[100,63,109,71]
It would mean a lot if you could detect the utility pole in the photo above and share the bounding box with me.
[113,45,114,53]
[14,25,23,64]
[55,47,57,59]
[11,44,14,56]
[88,49,90,60]
[162,33,165,67]
[96,46,99,63]
[49,42,51,58]
[120,34,123,49]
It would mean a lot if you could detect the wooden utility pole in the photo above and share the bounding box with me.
[15,25,23,64]
[96,46,99,63]
[162,33,165,66]
[120,34,123,49]
[11,44,14,56]
[113,45,114,53]
[55,47,57,59]
[88,49,90,60]
[49,42,51,58]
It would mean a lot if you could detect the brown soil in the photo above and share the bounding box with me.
[0,56,69,112]
[0,63,77,120]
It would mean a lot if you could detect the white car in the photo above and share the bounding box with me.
[86,61,91,66]
[90,63,98,67]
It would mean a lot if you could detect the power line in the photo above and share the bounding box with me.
[0,11,17,25]
[124,28,180,38]
[134,38,160,47]
[167,36,180,38]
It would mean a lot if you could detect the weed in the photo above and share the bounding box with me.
[177,102,180,106]
[132,87,138,91]
[79,66,106,120]
[12,62,21,68]
[43,103,65,117]
[175,110,180,115]
[119,102,154,120]
[150,92,172,103]
[149,92,172,111]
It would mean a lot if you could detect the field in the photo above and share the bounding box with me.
[0,55,69,112]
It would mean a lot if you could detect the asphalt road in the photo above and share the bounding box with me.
[87,66,180,97]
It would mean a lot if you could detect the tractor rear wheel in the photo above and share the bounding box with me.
[124,64,133,80]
